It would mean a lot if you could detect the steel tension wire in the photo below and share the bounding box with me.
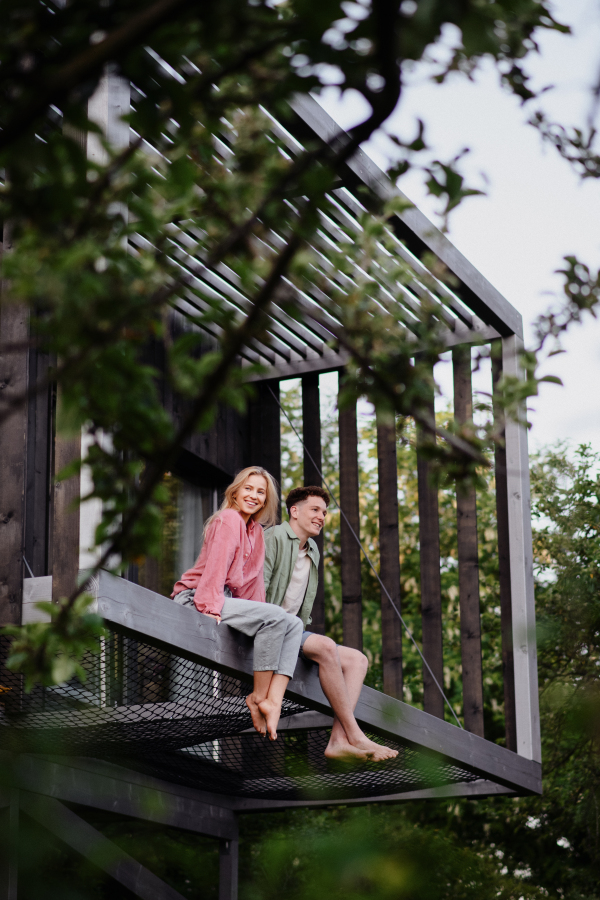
[269,384,463,729]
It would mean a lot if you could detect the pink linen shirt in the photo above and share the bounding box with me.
[171,508,266,616]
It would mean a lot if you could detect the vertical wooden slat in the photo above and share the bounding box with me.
[24,350,52,576]
[339,399,362,650]
[302,373,325,635]
[415,362,444,719]
[0,225,28,627]
[492,341,517,751]
[452,345,484,737]
[247,379,281,491]
[51,410,81,602]
[376,413,403,699]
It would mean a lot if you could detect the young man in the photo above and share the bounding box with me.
[263,486,398,762]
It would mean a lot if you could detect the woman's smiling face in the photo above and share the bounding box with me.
[234,474,268,522]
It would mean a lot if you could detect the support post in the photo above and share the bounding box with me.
[51,419,81,602]
[502,336,541,762]
[376,413,403,699]
[219,838,239,900]
[0,789,19,900]
[339,398,362,650]
[302,373,324,635]
[452,346,484,737]
[247,380,281,494]
[491,341,517,752]
[20,792,187,900]
[415,362,444,719]
[0,225,27,628]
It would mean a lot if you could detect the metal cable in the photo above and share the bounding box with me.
[270,384,463,729]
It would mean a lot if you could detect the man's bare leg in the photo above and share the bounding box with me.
[302,635,398,761]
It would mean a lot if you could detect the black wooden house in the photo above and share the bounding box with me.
[0,77,541,900]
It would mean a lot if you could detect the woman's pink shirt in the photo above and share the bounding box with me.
[171,508,266,615]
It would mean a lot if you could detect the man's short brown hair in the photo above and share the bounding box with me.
[285,486,331,515]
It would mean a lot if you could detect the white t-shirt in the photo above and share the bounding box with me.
[281,545,311,617]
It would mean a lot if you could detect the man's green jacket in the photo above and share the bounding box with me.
[263,521,319,627]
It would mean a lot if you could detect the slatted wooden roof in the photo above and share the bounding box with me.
[129,92,522,382]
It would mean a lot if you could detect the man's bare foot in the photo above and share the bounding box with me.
[350,735,398,761]
[245,693,267,736]
[257,697,282,740]
[324,739,368,761]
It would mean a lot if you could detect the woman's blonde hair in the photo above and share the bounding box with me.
[206,466,279,531]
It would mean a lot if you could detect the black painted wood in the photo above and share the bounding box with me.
[339,399,362,650]
[492,341,517,752]
[247,379,281,496]
[0,226,28,627]
[376,414,403,699]
[415,363,444,720]
[25,350,52,576]
[16,755,238,839]
[452,346,485,738]
[290,95,523,339]
[94,571,542,794]
[302,373,325,635]
[219,838,239,900]
[51,409,81,603]
[20,792,186,900]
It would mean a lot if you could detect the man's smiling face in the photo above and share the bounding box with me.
[290,496,327,537]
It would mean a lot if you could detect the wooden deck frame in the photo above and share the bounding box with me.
[91,571,541,796]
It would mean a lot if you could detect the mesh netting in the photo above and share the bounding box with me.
[0,634,479,801]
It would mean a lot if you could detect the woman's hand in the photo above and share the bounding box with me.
[204,613,221,624]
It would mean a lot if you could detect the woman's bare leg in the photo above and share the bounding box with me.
[258,673,290,740]
[246,670,273,735]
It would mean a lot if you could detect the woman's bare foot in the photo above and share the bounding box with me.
[245,693,267,736]
[324,739,368,761]
[257,697,282,740]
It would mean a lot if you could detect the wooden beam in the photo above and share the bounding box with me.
[51,408,81,602]
[247,379,281,494]
[339,399,362,650]
[0,789,18,899]
[290,94,523,339]
[415,362,444,720]
[452,346,484,737]
[15,755,238,840]
[502,336,541,763]
[491,342,517,752]
[24,350,52,577]
[93,571,542,794]
[235,779,514,811]
[19,792,187,900]
[219,839,239,900]
[302,373,325,635]
[0,224,28,626]
[376,414,403,699]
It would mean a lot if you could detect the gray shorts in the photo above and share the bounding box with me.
[300,630,314,660]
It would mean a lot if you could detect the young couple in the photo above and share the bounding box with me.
[171,466,397,762]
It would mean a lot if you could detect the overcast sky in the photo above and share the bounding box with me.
[317,0,600,455]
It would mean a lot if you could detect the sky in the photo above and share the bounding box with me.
[317,0,600,454]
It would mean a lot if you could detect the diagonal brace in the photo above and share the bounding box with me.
[19,791,186,900]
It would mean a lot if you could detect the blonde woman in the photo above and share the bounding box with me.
[171,466,302,741]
